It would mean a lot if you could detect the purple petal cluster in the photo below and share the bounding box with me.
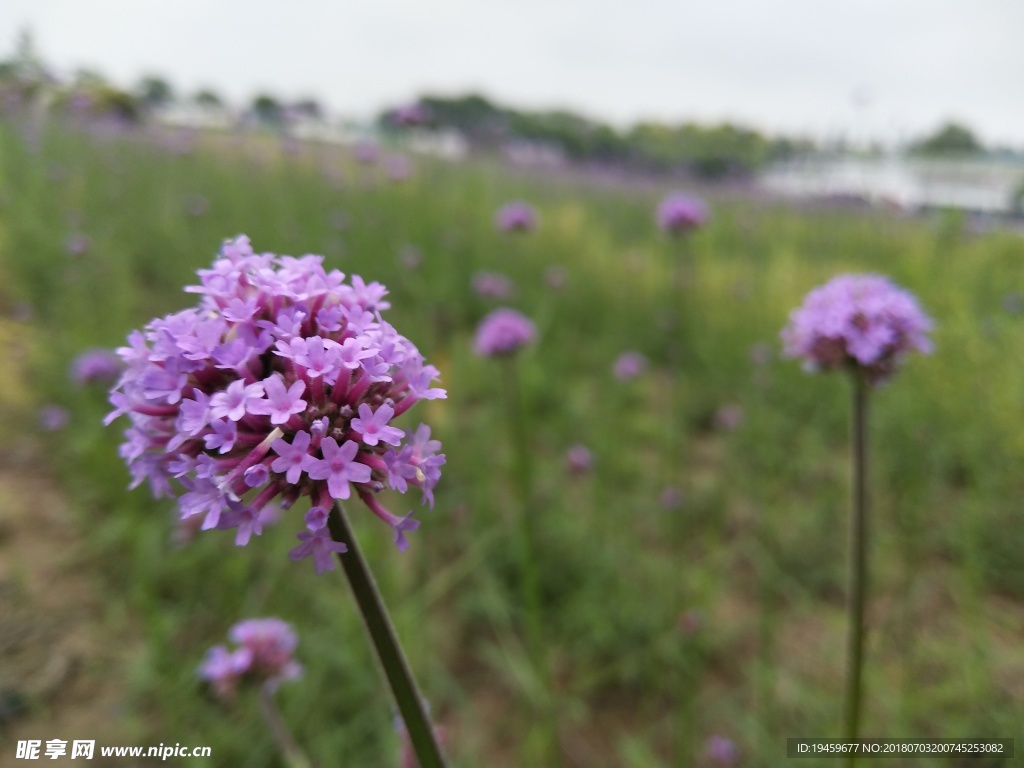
[107,236,446,571]
[473,308,536,357]
[781,273,933,385]
[199,617,301,698]
[656,192,708,234]
[495,201,538,233]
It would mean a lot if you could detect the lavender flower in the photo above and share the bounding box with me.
[472,271,516,301]
[71,348,124,385]
[781,274,933,385]
[199,618,301,698]
[107,236,446,572]
[613,351,647,380]
[495,201,538,233]
[656,193,708,235]
[473,308,536,357]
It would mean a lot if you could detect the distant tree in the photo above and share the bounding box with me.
[911,122,984,155]
[251,93,282,125]
[137,75,174,109]
[408,93,508,145]
[292,98,323,120]
[194,89,224,108]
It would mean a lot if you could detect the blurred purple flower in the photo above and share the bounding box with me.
[390,102,430,127]
[677,608,705,637]
[474,308,536,357]
[704,735,739,767]
[71,348,124,385]
[495,201,538,233]
[657,193,708,235]
[660,486,684,510]
[472,271,516,301]
[39,405,70,431]
[66,231,91,257]
[544,266,567,291]
[386,154,413,181]
[713,404,744,432]
[781,274,933,385]
[613,351,647,380]
[106,235,446,569]
[565,444,593,475]
[199,617,301,698]
[353,139,380,164]
[184,194,210,218]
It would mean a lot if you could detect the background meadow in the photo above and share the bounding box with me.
[1,118,1023,767]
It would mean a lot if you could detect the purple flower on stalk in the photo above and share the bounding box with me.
[495,201,538,233]
[781,274,933,385]
[199,617,301,698]
[71,348,123,385]
[107,236,446,570]
[656,192,708,234]
[474,308,536,357]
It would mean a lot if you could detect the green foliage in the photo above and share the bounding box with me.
[910,122,984,156]
[1,121,1022,767]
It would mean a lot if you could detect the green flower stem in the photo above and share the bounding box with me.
[844,374,869,767]
[258,685,311,768]
[500,356,559,764]
[328,503,448,768]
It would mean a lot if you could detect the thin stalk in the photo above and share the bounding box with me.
[259,685,312,768]
[843,374,869,767]
[327,503,448,768]
[500,356,559,764]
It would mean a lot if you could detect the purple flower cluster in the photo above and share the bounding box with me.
[106,236,446,572]
[199,618,301,698]
[473,308,536,357]
[656,193,708,235]
[494,201,538,233]
[781,274,933,385]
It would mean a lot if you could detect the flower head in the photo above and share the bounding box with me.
[495,201,538,233]
[107,236,446,568]
[473,308,536,357]
[565,444,593,475]
[781,274,933,385]
[199,617,301,698]
[656,192,708,234]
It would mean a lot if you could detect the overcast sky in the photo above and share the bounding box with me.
[6,0,1023,146]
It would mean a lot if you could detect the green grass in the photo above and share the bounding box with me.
[1,119,1023,767]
